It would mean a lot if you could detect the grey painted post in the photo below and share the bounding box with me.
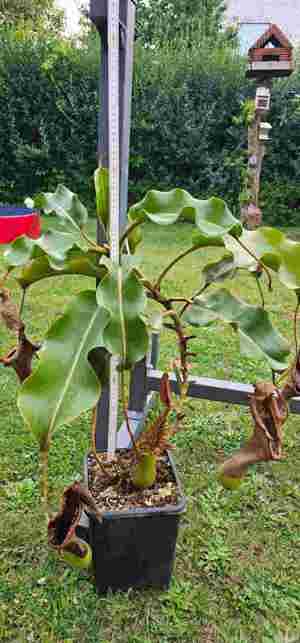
[127,331,160,415]
[129,358,148,413]
[119,0,135,230]
[89,0,137,450]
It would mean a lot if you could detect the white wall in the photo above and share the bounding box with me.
[226,0,300,44]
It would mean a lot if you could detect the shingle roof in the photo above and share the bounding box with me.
[250,23,293,50]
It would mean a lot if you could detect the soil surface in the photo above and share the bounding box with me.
[87,450,180,513]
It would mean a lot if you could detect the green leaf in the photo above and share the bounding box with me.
[128,189,242,239]
[202,252,236,286]
[103,316,149,365]
[195,197,242,238]
[225,227,283,271]
[3,236,35,268]
[97,263,146,320]
[18,291,109,449]
[36,230,76,265]
[184,288,290,371]
[17,248,106,289]
[4,231,76,270]
[192,230,225,249]
[184,304,218,327]
[94,167,109,227]
[148,311,163,332]
[96,263,148,366]
[224,226,300,290]
[36,185,88,230]
[127,219,143,254]
[278,238,300,290]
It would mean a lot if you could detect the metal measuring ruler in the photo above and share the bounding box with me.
[90,0,136,455]
[107,0,120,459]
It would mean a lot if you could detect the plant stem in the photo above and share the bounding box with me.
[91,409,113,479]
[155,245,198,289]
[80,228,108,254]
[293,299,300,356]
[179,283,209,317]
[255,276,265,309]
[116,267,138,452]
[39,446,50,526]
[117,267,127,364]
[0,270,10,288]
[146,283,190,389]
[19,289,26,319]
[169,297,193,305]
[235,237,273,291]
[119,219,142,249]
[120,370,139,456]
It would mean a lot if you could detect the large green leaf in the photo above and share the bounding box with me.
[96,261,148,365]
[17,247,106,289]
[202,252,236,287]
[195,197,242,238]
[94,167,109,228]
[3,236,35,268]
[18,291,109,448]
[103,316,149,365]
[4,230,76,270]
[192,231,225,249]
[34,185,88,230]
[225,227,300,290]
[184,288,290,371]
[225,227,283,271]
[97,261,146,319]
[128,189,242,242]
[278,238,300,290]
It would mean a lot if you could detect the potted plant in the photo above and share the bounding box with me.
[1,173,300,592]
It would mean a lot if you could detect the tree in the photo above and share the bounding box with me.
[136,0,227,45]
[0,0,64,34]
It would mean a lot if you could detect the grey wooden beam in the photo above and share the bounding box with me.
[128,333,160,414]
[117,393,157,449]
[147,369,300,414]
[129,357,148,413]
[149,331,160,369]
[95,383,110,451]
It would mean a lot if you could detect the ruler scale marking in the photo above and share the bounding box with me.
[107,0,120,459]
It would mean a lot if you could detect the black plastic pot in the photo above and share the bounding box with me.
[85,452,186,594]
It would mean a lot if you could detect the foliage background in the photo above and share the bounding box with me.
[0,25,300,224]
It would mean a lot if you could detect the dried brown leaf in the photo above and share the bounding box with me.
[1,332,40,382]
[221,382,288,480]
[160,372,172,408]
[0,288,23,333]
[48,481,101,550]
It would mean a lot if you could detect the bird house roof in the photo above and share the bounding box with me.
[249,23,293,52]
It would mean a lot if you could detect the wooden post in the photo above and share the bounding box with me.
[242,81,272,230]
[89,0,136,451]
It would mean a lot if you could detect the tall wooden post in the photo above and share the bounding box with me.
[89,0,136,451]
[243,23,294,229]
[242,82,272,230]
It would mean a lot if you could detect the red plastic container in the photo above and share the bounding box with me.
[0,207,41,244]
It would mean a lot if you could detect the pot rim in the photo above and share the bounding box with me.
[84,450,186,521]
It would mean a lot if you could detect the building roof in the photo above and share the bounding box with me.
[249,23,293,50]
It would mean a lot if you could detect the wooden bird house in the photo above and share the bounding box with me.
[247,24,294,79]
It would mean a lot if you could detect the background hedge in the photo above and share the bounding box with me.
[0,28,300,225]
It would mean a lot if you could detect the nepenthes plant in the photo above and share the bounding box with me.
[1,171,300,566]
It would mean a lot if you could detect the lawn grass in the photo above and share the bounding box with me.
[0,221,300,643]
